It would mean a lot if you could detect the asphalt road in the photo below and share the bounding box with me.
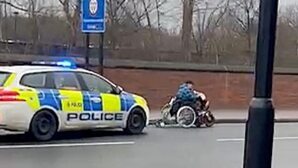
[0,124,298,168]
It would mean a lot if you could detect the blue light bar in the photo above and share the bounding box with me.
[56,61,75,68]
[32,60,76,69]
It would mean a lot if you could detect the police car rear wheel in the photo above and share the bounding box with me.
[124,108,146,134]
[29,110,58,141]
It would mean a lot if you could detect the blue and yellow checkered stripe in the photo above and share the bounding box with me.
[21,89,137,113]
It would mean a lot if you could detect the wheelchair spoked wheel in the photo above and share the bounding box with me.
[176,106,196,128]
[160,104,173,124]
[155,104,172,128]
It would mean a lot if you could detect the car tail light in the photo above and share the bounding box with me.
[0,90,24,102]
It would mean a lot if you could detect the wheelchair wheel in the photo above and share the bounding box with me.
[176,106,196,128]
[161,104,173,124]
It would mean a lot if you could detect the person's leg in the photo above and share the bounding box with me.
[170,100,181,117]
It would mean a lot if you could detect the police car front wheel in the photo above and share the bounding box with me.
[124,108,146,134]
[29,110,58,141]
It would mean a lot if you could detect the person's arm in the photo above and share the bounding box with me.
[185,88,197,101]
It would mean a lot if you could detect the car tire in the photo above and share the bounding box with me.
[124,108,146,135]
[29,110,58,141]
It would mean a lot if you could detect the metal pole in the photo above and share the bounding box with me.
[85,33,90,69]
[4,2,7,40]
[243,0,279,168]
[99,33,104,75]
[14,16,17,39]
[13,11,19,40]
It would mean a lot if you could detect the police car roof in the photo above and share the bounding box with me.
[0,65,90,74]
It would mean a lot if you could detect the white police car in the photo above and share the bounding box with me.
[0,61,150,141]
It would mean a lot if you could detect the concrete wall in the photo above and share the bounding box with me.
[104,68,298,110]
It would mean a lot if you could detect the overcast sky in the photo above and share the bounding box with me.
[282,0,297,5]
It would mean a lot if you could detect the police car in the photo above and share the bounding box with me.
[0,61,150,141]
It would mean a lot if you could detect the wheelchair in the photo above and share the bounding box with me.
[156,97,215,128]
[156,99,198,128]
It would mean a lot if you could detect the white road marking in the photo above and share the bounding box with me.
[0,141,135,149]
[217,138,245,142]
[217,136,298,142]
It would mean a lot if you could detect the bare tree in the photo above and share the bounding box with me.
[106,0,127,49]
[30,0,39,44]
[193,0,229,58]
[228,0,259,64]
[0,0,51,45]
[58,0,80,46]
[181,0,194,61]
[0,0,26,40]
[280,5,298,57]
[0,0,27,12]
[106,0,166,50]
[141,0,151,28]
[0,3,3,40]
[155,0,162,31]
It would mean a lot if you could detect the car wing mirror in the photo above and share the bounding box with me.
[115,86,123,94]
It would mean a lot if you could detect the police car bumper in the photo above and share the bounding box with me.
[0,102,34,132]
[144,106,150,126]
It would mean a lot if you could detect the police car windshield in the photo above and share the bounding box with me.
[0,72,10,86]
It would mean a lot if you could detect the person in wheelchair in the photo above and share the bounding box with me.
[170,80,201,117]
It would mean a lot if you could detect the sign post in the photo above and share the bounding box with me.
[85,33,90,69]
[81,0,105,74]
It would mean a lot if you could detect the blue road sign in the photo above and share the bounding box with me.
[81,0,106,33]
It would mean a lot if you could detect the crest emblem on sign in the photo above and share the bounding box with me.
[89,0,98,15]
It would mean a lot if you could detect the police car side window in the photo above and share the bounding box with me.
[53,72,81,90]
[79,73,113,93]
[21,73,47,88]
[0,72,10,86]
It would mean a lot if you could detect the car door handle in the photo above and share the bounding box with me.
[58,95,69,100]
[90,97,101,103]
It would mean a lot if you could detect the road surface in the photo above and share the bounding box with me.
[0,124,297,168]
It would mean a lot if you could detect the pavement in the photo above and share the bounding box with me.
[149,109,298,124]
[0,124,298,168]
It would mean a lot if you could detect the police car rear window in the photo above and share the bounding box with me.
[21,73,47,88]
[0,72,10,86]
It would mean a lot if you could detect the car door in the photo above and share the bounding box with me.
[78,72,124,126]
[51,72,85,126]
[20,72,61,111]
